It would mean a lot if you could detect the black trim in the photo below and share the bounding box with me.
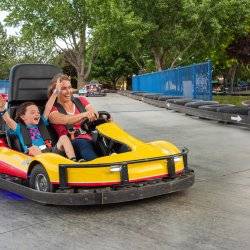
[120,165,129,185]
[182,152,188,172]
[20,119,52,149]
[58,148,189,188]
[54,97,87,133]
[0,170,194,205]
[167,158,176,178]
[0,109,7,116]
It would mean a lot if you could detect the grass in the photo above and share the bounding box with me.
[213,95,250,106]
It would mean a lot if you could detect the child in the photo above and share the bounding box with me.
[0,80,76,160]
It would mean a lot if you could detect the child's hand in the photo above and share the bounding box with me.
[0,95,6,111]
[28,146,42,156]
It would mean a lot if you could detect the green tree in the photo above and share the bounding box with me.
[91,51,140,89]
[93,0,250,72]
[0,22,17,79]
[0,0,102,86]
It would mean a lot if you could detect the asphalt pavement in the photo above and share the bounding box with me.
[0,93,250,250]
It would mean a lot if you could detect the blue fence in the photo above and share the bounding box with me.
[132,61,212,100]
[0,80,9,94]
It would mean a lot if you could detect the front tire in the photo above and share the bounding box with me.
[29,165,53,192]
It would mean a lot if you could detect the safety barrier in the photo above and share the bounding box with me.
[118,91,250,127]
[0,80,9,94]
[132,61,212,100]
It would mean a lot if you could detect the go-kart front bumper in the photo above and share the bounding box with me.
[0,169,194,205]
[0,149,195,205]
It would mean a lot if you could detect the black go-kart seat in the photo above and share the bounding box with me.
[6,64,62,151]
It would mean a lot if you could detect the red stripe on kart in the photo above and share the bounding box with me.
[0,161,27,179]
[52,170,184,187]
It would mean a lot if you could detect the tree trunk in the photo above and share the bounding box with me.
[151,47,167,71]
[58,26,97,89]
[229,64,238,93]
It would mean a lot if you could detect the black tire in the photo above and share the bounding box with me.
[144,94,155,99]
[167,98,193,105]
[217,106,250,115]
[29,164,53,192]
[152,95,161,100]
[199,104,234,111]
[185,101,219,108]
[158,96,168,101]
[158,96,183,101]
[136,92,145,96]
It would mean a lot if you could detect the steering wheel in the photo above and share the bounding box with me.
[80,111,111,132]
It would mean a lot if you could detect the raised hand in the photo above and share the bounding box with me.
[55,78,62,93]
[0,95,6,111]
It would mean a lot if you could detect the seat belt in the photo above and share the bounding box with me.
[20,119,52,150]
[54,97,87,140]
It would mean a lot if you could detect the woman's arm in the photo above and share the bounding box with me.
[43,80,61,119]
[85,104,99,120]
[0,95,17,130]
[48,110,92,125]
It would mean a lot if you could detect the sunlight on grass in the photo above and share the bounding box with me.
[213,95,250,106]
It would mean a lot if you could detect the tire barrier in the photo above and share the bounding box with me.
[155,96,183,108]
[198,104,235,111]
[242,100,250,107]
[118,91,250,127]
[185,101,219,108]
[216,106,250,115]
[86,92,107,97]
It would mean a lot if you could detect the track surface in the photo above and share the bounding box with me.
[0,94,250,250]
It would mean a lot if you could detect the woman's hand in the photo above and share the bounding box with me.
[83,111,97,121]
[53,79,62,95]
[28,146,42,156]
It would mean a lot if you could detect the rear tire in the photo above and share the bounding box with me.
[29,164,53,192]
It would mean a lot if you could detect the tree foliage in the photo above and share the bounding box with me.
[227,34,250,64]
[0,22,17,79]
[0,0,102,85]
[0,0,249,84]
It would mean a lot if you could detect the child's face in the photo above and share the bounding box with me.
[21,105,40,125]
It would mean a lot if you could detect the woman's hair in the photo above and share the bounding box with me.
[15,102,36,123]
[48,73,71,97]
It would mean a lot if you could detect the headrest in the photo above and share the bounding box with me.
[8,64,62,105]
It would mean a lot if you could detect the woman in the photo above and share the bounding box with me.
[48,74,98,161]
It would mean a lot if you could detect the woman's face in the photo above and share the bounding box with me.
[59,80,73,102]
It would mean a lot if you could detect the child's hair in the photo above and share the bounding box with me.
[15,102,37,123]
[48,73,71,98]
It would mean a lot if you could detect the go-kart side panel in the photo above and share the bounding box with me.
[0,147,30,178]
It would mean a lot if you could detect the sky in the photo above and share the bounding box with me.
[0,11,20,36]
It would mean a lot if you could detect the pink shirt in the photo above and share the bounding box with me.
[50,96,92,140]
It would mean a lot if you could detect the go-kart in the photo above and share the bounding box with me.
[0,64,194,205]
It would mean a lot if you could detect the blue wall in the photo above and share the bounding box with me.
[0,80,9,94]
[132,61,212,100]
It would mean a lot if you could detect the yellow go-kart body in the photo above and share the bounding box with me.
[1,122,184,185]
[0,121,194,205]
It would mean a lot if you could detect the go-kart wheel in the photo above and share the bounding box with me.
[29,165,53,192]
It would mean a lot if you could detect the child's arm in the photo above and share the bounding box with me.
[43,80,62,119]
[0,95,17,130]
